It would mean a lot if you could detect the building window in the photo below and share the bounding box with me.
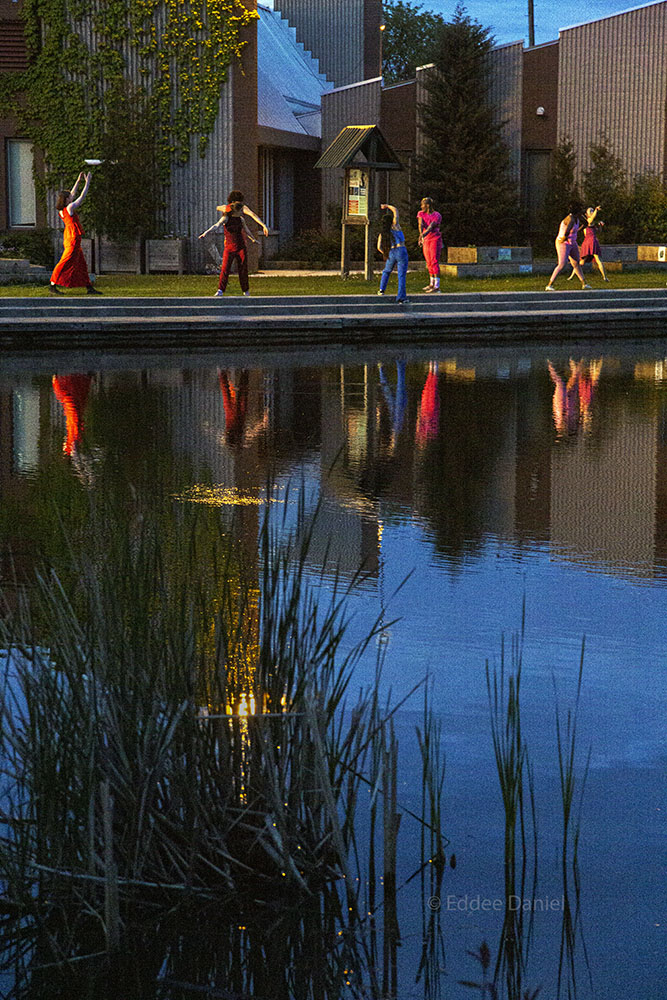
[7,139,37,227]
[259,147,275,231]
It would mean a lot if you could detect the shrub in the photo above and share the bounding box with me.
[0,228,54,267]
[271,218,422,267]
[626,173,667,243]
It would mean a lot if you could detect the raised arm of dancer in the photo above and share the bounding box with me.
[242,206,269,237]
[70,172,83,198]
[69,172,91,213]
[381,203,400,227]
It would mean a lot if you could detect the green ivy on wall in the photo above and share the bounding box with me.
[0,0,258,238]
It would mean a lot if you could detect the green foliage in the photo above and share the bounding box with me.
[0,227,54,267]
[626,173,667,243]
[413,4,519,245]
[270,228,344,267]
[3,0,258,240]
[382,0,445,84]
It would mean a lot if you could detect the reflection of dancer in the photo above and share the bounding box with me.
[377,204,409,303]
[547,358,602,436]
[417,198,443,293]
[569,206,608,282]
[577,358,603,432]
[378,360,407,449]
[52,374,93,454]
[545,202,590,291]
[416,362,440,446]
[218,370,268,448]
[50,172,101,295]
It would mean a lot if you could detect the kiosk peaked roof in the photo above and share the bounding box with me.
[315,125,403,170]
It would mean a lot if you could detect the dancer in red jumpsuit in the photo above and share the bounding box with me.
[200,192,268,297]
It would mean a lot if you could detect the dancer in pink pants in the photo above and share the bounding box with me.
[417,198,443,293]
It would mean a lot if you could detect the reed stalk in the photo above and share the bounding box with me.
[0,485,446,998]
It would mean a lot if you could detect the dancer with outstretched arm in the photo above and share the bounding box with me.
[377,203,410,303]
[50,171,101,295]
[545,202,590,291]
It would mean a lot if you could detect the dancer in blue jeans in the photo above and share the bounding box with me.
[377,203,409,303]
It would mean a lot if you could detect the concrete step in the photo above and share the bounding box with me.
[1,290,666,351]
[0,258,49,283]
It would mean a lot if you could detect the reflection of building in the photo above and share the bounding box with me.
[550,413,658,574]
[2,359,667,589]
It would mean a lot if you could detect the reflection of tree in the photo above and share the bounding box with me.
[413,373,516,561]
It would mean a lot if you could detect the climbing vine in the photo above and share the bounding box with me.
[0,0,258,238]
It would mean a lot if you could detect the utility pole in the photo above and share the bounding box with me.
[528,0,535,47]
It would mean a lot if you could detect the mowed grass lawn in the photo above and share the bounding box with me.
[1,268,667,297]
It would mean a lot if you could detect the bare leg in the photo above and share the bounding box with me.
[568,254,588,287]
[547,241,570,288]
[594,254,609,280]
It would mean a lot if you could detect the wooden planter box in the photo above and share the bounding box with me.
[145,238,186,274]
[448,246,533,264]
[97,238,142,274]
[638,244,667,262]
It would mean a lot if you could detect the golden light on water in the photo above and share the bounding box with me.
[173,484,284,506]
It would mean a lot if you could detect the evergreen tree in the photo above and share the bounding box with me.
[382,0,445,84]
[581,135,629,242]
[540,137,581,238]
[413,5,518,246]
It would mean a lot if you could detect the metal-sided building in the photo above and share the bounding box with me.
[1,0,665,262]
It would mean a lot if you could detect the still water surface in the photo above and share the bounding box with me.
[1,345,665,997]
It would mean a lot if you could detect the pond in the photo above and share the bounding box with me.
[0,343,665,998]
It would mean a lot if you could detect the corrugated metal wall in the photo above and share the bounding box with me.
[488,41,523,188]
[558,1,667,182]
[273,0,366,87]
[320,78,381,222]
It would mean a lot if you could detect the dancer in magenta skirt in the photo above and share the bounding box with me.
[569,205,609,282]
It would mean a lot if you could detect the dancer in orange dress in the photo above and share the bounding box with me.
[50,171,101,295]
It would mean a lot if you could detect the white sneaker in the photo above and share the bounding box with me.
[581,284,592,290]
[545,285,556,291]
[243,291,250,296]
[213,289,224,297]
[377,290,384,295]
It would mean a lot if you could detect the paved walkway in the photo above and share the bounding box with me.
[2,288,667,353]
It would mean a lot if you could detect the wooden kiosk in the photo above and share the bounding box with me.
[315,125,404,280]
